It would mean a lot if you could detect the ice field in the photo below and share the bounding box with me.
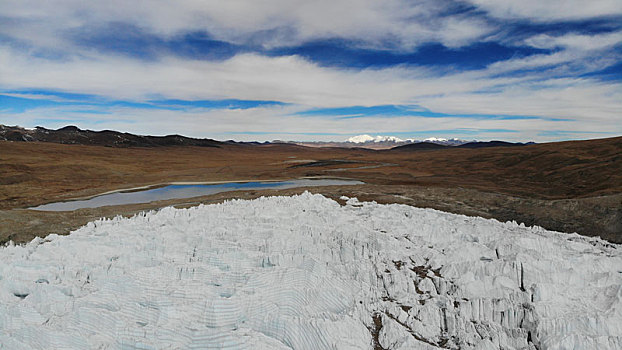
[1,192,621,349]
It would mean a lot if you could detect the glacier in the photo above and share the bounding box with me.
[0,192,621,349]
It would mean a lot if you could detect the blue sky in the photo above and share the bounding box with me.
[0,0,621,142]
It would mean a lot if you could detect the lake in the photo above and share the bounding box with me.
[30,179,363,211]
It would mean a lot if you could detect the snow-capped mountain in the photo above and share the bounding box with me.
[347,134,376,143]
[422,137,446,142]
[346,134,470,146]
[2,193,620,349]
[346,135,406,143]
[295,135,473,149]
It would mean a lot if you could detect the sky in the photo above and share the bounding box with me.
[0,0,621,142]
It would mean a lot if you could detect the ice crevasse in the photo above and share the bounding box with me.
[0,192,621,349]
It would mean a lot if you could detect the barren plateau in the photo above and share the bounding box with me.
[1,136,620,244]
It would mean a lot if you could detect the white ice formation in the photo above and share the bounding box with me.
[1,192,621,349]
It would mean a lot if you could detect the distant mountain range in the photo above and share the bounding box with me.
[345,134,468,146]
[391,140,536,150]
[0,125,223,148]
[1,126,534,150]
[294,134,534,149]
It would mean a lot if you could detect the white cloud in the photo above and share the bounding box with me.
[485,31,622,78]
[466,0,622,21]
[423,78,622,122]
[524,32,622,51]
[437,17,493,48]
[0,46,494,107]
[0,0,493,51]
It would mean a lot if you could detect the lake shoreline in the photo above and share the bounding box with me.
[29,178,363,211]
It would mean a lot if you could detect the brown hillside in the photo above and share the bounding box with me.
[0,136,620,243]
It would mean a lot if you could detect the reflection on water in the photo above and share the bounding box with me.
[30,179,363,211]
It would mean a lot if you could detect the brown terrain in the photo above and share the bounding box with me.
[1,131,621,244]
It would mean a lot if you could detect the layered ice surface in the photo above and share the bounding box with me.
[1,192,621,349]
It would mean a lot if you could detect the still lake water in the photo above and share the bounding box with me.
[30,179,363,211]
